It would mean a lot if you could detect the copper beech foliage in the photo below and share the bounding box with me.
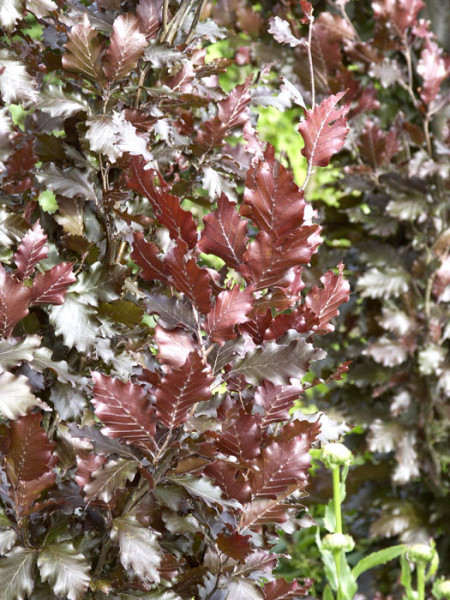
[0,1,351,599]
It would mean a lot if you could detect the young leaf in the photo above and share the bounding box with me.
[305,263,350,333]
[103,13,147,82]
[30,262,76,306]
[112,516,162,583]
[233,339,325,386]
[0,546,36,600]
[352,544,407,580]
[199,194,249,270]
[0,372,42,419]
[84,458,138,502]
[298,92,349,167]
[156,351,213,429]
[62,12,104,82]
[14,221,48,280]
[205,285,253,345]
[0,264,31,338]
[91,372,156,450]
[37,542,90,600]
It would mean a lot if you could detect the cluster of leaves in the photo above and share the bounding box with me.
[0,1,352,598]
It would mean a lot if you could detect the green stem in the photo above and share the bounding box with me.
[332,466,342,534]
[417,563,425,600]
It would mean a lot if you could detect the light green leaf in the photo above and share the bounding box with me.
[38,85,90,118]
[0,546,36,600]
[0,372,44,419]
[168,475,241,509]
[0,335,41,370]
[85,458,138,502]
[38,190,58,214]
[112,516,162,583]
[37,542,90,600]
[0,529,17,554]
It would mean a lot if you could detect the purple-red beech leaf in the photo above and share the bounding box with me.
[298,91,349,167]
[14,221,48,280]
[91,372,156,450]
[199,194,249,270]
[264,578,312,599]
[305,262,350,333]
[198,78,252,148]
[255,381,303,426]
[156,351,213,429]
[30,262,76,306]
[103,13,147,82]
[242,146,309,239]
[129,157,197,249]
[132,233,171,285]
[165,241,212,314]
[136,0,163,39]
[0,264,31,338]
[62,13,105,82]
[205,285,253,345]
[249,436,311,499]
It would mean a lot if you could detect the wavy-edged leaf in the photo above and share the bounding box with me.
[156,351,213,429]
[14,221,48,280]
[30,262,76,306]
[0,546,36,600]
[234,339,325,386]
[249,436,311,499]
[129,158,197,249]
[37,542,90,600]
[264,577,312,599]
[199,194,248,270]
[84,458,138,502]
[0,372,43,419]
[112,516,162,583]
[0,264,31,338]
[205,285,253,345]
[255,381,302,426]
[132,233,171,285]
[165,242,212,314]
[103,13,146,82]
[305,262,350,333]
[91,372,156,450]
[298,92,349,167]
[62,12,104,82]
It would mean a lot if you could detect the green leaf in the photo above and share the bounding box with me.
[352,544,407,580]
[84,458,138,503]
[37,190,58,214]
[0,546,36,600]
[112,516,162,583]
[37,542,90,600]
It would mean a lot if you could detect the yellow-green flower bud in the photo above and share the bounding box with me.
[406,544,435,564]
[432,579,450,599]
[322,443,353,468]
[322,533,355,553]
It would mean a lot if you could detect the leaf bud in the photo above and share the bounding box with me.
[406,544,435,564]
[321,443,353,468]
[322,533,355,553]
[432,579,450,599]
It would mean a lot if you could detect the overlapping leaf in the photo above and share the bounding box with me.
[298,92,349,167]
[156,351,213,429]
[91,372,156,450]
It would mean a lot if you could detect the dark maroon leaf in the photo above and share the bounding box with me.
[304,262,350,333]
[14,221,48,280]
[205,285,253,345]
[298,91,349,167]
[136,0,163,39]
[91,372,156,450]
[264,577,312,599]
[199,194,249,270]
[30,262,76,306]
[0,264,31,338]
[156,351,213,429]
[165,241,212,314]
[103,13,147,82]
[62,13,105,82]
[132,233,171,285]
[255,381,303,426]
